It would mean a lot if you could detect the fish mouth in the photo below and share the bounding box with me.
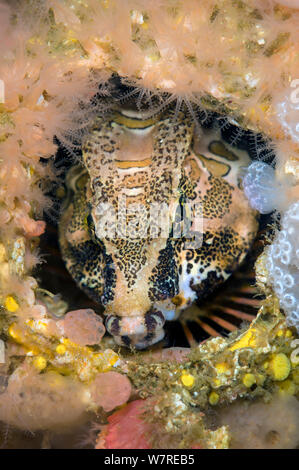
[105,309,166,349]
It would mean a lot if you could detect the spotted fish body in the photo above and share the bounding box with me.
[59,105,258,348]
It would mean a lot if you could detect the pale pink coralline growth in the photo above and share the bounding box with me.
[0,142,49,229]
[12,107,57,157]
[1,276,38,311]
[0,50,42,111]
[25,220,46,237]
[14,209,46,237]
[47,0,81,26]
[0,364,88,431]
[90,371,132,412]
[0,5,103,227]
[58,309,105,346]
[0,3,26,54]
[0,2,104,338]
[0,3,10,39]
[0,208,10,226]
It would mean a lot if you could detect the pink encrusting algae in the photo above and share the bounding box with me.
[95,400,151,449]
[57,309,106,346]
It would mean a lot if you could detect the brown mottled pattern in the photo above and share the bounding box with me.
[59,106,258,348]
